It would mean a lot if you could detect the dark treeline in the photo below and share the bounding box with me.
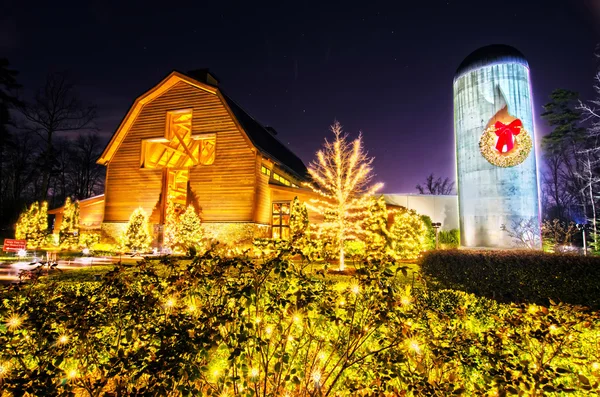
[0,59,104,235]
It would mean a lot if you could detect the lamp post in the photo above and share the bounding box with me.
[576,223,591,256]
[432,222,442,249]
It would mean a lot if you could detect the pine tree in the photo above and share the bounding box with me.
[306,121,383,270]
[15,201,48,249]
[124,207,152,252]
[59,198,80,249]
[389,209,428,260]
[289,196,309,242]
[163,201,183,251]
[177,205,202,255]
[362,195,391,259]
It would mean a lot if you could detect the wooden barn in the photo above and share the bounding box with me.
[94,70,316,245]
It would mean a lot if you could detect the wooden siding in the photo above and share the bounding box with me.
[103,81,256,223]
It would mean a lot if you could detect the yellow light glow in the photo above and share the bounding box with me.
[287,335,294,342]
[592,362,600,370]
[213,369,220,378]
[6,314,23,331]
[351,284,360,295]
[400,296,411,306]
[265,326,273,335]
[339,299,346,307]
[254,316,261,324]
[67,369,78,379]
[58,335,69,344]
[165,297,176,308]
[250,367,259,378]
[187,304,197,313]
[318,352,327,361]
[312,370,322,385]
[0,362,9,378]
[409,340,421,354]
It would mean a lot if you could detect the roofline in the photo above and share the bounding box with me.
[97,72,219,165]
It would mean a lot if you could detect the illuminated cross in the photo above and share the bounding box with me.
[141,110,215,169]
[141,110,215,209]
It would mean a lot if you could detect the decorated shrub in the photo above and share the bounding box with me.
[123,207,152,252]
[15,201,48,249]
[0,251,598,395]
[390,209,428,259]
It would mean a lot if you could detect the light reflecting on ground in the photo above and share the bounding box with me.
[0,256,119,283]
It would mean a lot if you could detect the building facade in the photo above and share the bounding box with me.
[94,70,316,246]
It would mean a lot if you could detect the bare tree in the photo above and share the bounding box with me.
[20,73,96,201]
[416,173,455,195]
[577,67,600,247]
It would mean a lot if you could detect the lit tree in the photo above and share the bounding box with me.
[389,209,428,260]
[15,201,48,249]
[163,200,183,251]
[306,121,383,270]
[289,196,309,242]
[124,207,152,252]
[177,205,202,255]
[59,197,79,249]
[362,195,391,259]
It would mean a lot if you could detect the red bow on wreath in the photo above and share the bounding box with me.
[494,119,523,153]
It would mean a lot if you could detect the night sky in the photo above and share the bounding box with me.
[2,0,599,192]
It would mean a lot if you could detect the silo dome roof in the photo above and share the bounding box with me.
[455,44,529,80]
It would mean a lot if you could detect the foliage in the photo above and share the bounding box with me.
[123,207,151,252]
[78,231,100,249]
[178,205,203,255]
[421,249,600,309]
[500,217,542,249]
[438,228,460,249]
[362,195,391,259]
[14,201,48,249]
[0,251,599,395]
[420,214,436,250]
[306,121,383,270]
[163,200,183,252]
[542,218,577,252]
[389,209,428,259]
[415,173,455,195]
[59,197,79,249]
[289,196,309,243]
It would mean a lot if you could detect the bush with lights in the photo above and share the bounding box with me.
[14,201,48,249]
[59,198,80,250]
[0,244,599,396]
[123,207,152,253]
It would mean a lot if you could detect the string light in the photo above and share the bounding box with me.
[0,362,9,378]
[58,335,69,344]
[67,369,78,379]
[250,367,259,379]
[265,326,273,336]
[6,314,24,331]
[351,284,360,295]
[165,297,176,309]
[312,370,322,386]
[409,340,421,354]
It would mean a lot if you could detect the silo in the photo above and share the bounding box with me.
[453,44,541,248]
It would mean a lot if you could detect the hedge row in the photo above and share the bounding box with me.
[420,250,600,309]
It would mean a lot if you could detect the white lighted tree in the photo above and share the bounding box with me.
[124,207,152,252]
[306,121,382,270]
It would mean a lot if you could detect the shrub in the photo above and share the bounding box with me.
[0,252,598,395]
[420,249,600,308]
[390,209,428,259]
[438,228,460,249]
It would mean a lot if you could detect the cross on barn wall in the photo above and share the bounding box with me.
[141,109,215,222]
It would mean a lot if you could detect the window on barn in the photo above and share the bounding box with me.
[272,201,290,239]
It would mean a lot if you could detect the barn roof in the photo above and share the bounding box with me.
[97,71,308,180]
[220,94,308,179]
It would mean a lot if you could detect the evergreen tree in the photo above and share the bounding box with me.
[15,201,48,249]
[59,197,80,249]
[389,209,427,260]
[362,196,391,259]
[177,205,202,255]
[124,207,151,252]
[306,121,383,270]
[541,89,586,220]
[163,201,183,251]
[289,196,309,242]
